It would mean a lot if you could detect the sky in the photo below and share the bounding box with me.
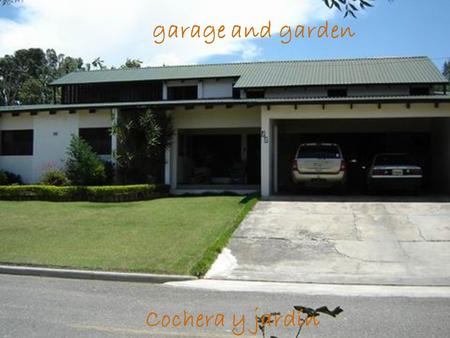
[0,0,449,71]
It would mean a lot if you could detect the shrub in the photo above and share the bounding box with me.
[0,171,7,185]
[41,168,70,186]
[0,184,169,202]
[65,135,107,185]
[0,170,23,185]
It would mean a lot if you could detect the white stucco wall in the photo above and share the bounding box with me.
[172,105,261,129]
[0,109,112,183]
[202,79,234,99]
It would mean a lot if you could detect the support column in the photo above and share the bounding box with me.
[170,129,178,191]
[111,108,118,164]
[164,145,171,185]
[261,111,273,197]
[273,123,278,194]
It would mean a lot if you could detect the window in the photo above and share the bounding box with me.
[79,128,111,155]
[297,145,341,159]
[327,88,348,97]
[246,89,265,98]
[167,86,198,100]
[0,130,33,156]
[232,88,241,99]
[410,87,430,96]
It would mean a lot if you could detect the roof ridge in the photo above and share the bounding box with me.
[77,56,430,74]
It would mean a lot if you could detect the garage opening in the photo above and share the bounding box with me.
[275,117,450,195]
[176,129,260,189]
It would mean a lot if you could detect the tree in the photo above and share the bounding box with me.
[0,48,85,105]
[1,0,21,5]
[321,0,394,18]
[121,58,143,69]
[444,61,450,81]
[65,135,107,186]
[322,0,374,18]
[114,108,173,184]
[89,57,106,70]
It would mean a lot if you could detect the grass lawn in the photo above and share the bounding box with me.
[0,195,257,276]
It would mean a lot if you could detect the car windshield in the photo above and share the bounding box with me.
[374,154,415,166]
[297,145,340,159]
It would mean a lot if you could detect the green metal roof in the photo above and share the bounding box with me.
[1,95,450,113]
[51,56,448,88]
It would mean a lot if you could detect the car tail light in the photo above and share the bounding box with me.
[409,168,422,175]
[372,169,388,175]
[292,160,298,171]
[340,160,346,172]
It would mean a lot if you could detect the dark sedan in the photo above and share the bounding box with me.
[367,153,423,193]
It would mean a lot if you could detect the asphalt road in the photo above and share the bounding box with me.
[1,275,449,338]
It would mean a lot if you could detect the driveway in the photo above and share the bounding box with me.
[206,200,450,286]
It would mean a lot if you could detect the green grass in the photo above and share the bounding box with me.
[0,196,257,276]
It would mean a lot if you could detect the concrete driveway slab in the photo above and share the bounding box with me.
[206,201,450,286]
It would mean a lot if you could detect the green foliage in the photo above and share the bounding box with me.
[0,171,7,185]
[121,58,143,69]
[1,0,21,5]
[65,135,107,185]
[114,108,173,184]
[444,61,450,81]
[0,48,84,105]
[322,0,375,18]
[41,168,70,186]
[0,169,23,185]
[0,184,169,202]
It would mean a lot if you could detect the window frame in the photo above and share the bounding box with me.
[167,85,198,100]
[0,129,34,156]
[78,127,112,155]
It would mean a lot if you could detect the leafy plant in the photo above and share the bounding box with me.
[0,169,22,185]
[444,60,450,81]
[41,168,70,186]
[0,184,168,202]
[0,171,7,185]
[65,135,107,185]
[113,108,173,184]
[322,0,375,18]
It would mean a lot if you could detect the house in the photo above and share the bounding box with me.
[0,56,449,197]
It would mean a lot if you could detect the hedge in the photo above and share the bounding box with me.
[0,184,169,202]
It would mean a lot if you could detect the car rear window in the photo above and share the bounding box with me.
[374,154,415,166]
[297,146,340,159]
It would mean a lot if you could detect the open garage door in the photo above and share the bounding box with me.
[275,117,450,195]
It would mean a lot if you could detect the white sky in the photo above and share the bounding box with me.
[0,0,333,66]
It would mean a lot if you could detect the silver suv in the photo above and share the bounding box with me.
[292,143,346,188]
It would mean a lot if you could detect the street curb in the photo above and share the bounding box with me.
[0,265,197,283]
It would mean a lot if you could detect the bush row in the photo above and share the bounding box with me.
[0,184,169,202]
